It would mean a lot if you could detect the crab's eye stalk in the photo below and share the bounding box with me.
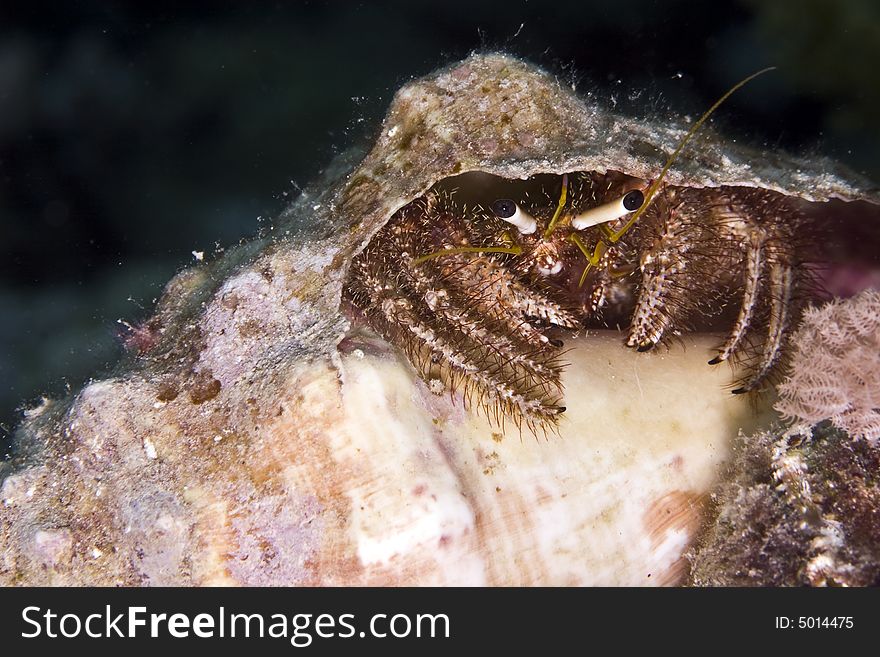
[571,189,645,230]
[492,198,537,235]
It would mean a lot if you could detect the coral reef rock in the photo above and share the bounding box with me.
[689,423,880,586]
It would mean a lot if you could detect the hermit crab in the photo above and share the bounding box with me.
[343,65,857,430]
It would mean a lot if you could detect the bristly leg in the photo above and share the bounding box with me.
[709,227,766,364]
[625,185,811,393]
[737,260,794,392]
[343,192,573,431]
[626,187,728,351]
[705,188,810,393]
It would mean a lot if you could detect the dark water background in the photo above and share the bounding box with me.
[2,0,878,454]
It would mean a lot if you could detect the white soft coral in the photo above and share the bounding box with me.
[776,289,880,445]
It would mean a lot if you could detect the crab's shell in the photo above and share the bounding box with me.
[0,54,876,586]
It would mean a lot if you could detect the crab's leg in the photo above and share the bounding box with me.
[402,254,563,384]
[709,228,766,364]
[732,260,793,393]
[439,255,577,339]
[626,206,699,351]
[378,292,566,424]
[346,228,567,426]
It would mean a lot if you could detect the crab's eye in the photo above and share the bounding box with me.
[491,199,537,235]
[622,189,644,212]
[571,189,646,230]
[491,199,517,218]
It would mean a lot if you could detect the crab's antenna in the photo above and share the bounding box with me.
[412,245,523,266]
[543,173,569,239]
[608,66,776,243]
